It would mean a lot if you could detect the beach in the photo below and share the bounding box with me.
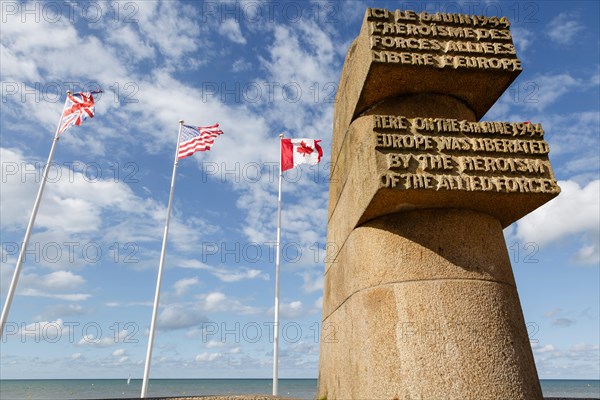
[1,379,599,399]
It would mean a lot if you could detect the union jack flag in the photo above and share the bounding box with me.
[58,90,102,135]
[178,123,224,159]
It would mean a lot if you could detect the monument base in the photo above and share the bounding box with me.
[318,208,542,400]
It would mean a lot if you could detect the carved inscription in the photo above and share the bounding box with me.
[373,115,559,194]
[367,8,522,72]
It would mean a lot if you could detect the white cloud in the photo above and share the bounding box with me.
[301,270,323,293]
[41,270,85,291]
[553,318,574,327]
[0,43,41,81]
[112,348,126,357]
[280,300,305,318]
[11,270,90,301]
[0,147,219,272]
[195,352,222,362]
[130,1,202,60]
[38,304,85,320]
[545,111,599,159]
[570,342,599,352]
[232,58,252,72]
[19,290,91,301]
[18,270,86,292]
[212,268,267,283]
[314,296,323,309]
[534,344,557,354]
[205,291,227,310]
[157,305,207,331]
[546,12,585,45]
[515,180,599,264]
[206,340,226,349]
[544,308,563,318]
[78,329,130,348]
[103,24,155,62]
[220,20,246,44]
[1,9,129,89]
[198,291,261,314]
[178,259,269,283]
[0,147,142,234]
[271,300,319,319]
[525,73,584,112]
[511,27,534,53]
[12,319,71,338]
[173,277,199,296]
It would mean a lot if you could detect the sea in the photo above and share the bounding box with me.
[0,379,598,399]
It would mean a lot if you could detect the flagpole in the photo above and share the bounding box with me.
[0,91,71,336]
[141,120,184,398]
[272,133,284,396]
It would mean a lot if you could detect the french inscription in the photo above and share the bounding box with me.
[367,9,511,28]
[366,8,521,72]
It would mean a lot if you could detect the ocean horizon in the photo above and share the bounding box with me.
[0,378,598,399]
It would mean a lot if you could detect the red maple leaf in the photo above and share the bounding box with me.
[296,141,313,157]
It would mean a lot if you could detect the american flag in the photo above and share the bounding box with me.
[58,91,102,135]
[178,123,224,159]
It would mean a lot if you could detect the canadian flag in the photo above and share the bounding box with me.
[281,138,323,171]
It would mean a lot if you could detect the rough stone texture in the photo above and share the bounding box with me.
[333,10,522,138]
[327,107,559,264]
[323,209,517,310]
[318,7,554,400]
[319,210,542,400]
[330,93,476,190]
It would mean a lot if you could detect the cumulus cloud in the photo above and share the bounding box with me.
[78,329,131,348]
[553,318,574,327]
[232,58,252,72]
[546,12,585,45]
[157,305,208,331]
[173,277,200,296]
[301,270,324,293]
[7,270,91,302]
[523,73,591,112]
[198,291,261,315]
[515,180,599,264]
[280,300,305,319]
[195,352,222,362]
[534,344,557,354]
[511,27,535,53]
[220,20,246,44]
[177,259,269,283]
[206,340,226,348]
[112,348,126,357]
[269,299,319,319]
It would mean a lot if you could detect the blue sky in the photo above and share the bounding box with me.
[0,0,598,381]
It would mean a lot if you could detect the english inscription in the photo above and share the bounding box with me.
[372,115,559,195]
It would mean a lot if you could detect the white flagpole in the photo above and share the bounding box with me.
[141,120,184,398]
[272,133,284,396]
[0,91,71,336]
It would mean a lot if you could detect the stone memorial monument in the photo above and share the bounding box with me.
[318,8,560,399]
